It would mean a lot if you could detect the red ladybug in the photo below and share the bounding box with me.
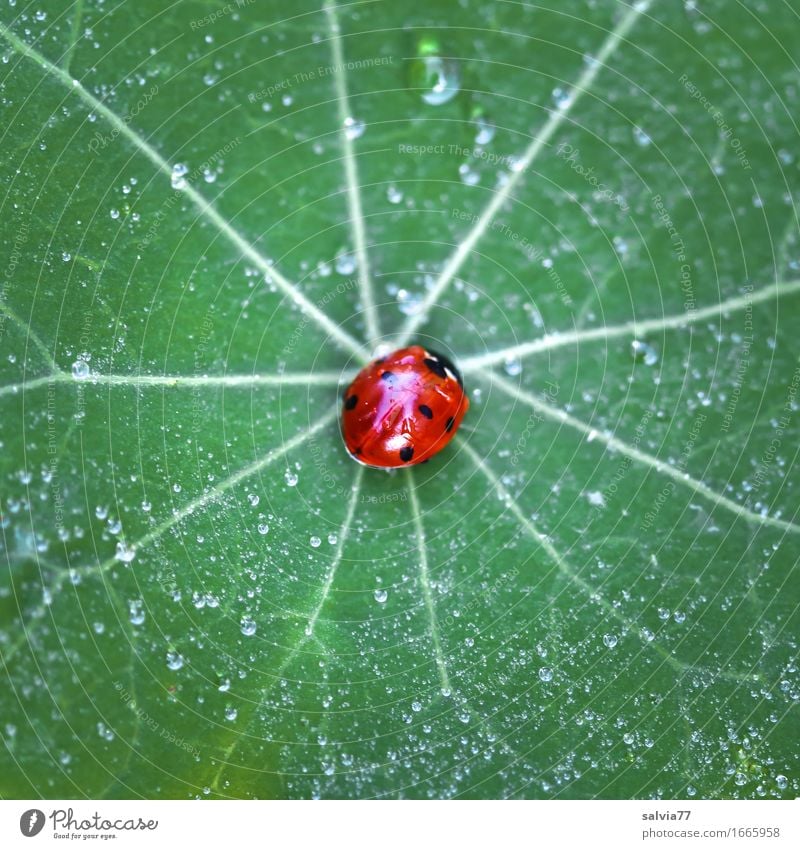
[341,345,469,468]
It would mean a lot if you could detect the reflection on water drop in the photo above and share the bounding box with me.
[374,588,388,603]
[538,667,553,682]
[240,616,257,636]
[284,469,299,487]
[310,535,321,548]
[224,706,238,721]
[503,357,522,377]
[775,775,788,790]
[410,38,460,106]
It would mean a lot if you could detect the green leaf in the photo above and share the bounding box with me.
[1,0,798,800]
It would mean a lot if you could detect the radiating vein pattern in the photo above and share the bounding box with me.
[395,0,653,346]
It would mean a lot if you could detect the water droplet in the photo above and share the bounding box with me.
[552,87,572,110]
[115,540,136,563]
[673,610,686,624]
[129,600,145,626]
[396,288,422,316]
[327,532,338,545]
[603,633,618,649]
[734,772,748,786]
[166,651,184,671]
[71,359,90,380]
[335,251,357,275]
[631,339,659,366]
[343,116,365,140]
[503,357,522,377]
[538,667,553,682]
[458,162,480,186]
[411,700,422,712]
[386,184,404,204]
[623,732,635,745]
[374,588,388,603]
[775,774,788,790]
[412,47,461,105]
[474,116,495,145]
[109,208,120,220]
[310,535,321,548]
[171,162,189,190]
[633,125,652,146]
[247,493,260,507]
[257,523,269,536]
[224,706,238,721]
[284,469,299,487]
[240,616,257,636]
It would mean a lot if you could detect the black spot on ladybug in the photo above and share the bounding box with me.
[380,370,396,383]
[445,416,455,432]
[418,404,433,419]
[376,357,386,364]
[399,446,414,463]
[344,394,358,410]
[426,348,463,386]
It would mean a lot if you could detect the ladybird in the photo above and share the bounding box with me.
[341,345,469,468]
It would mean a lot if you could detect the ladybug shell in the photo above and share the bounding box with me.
[341,346,469,468]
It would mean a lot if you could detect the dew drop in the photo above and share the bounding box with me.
[412,47,461,106]
[503,356,522,377]
[224,706,238,721]
[633,125,652,146]
[603,633,618,649]
[171,162,189,190]
[115,540,136,563]
[335,251,357,275]
[343,116,365,140]
[327,532,338,545]
[166,651,184,671]
[631,339,659,366]
[373,588,388,603]
[386,184,404,204]
[775,774,788,790]
[257,523,269,536]
[72,359,90,380]
[538,667,553,682]
[240,616,257,636]
[284,469,299,487]
[310,535,321,548]
[247,493,260,507]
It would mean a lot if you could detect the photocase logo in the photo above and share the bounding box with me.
[19,809,46,837]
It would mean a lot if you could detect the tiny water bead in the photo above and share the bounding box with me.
[631,339,659,366]
[409,37,460,106]
[343,116,365,140]
[373,588,388,603]
[224,706,238,721]
[538,667,553,682]
[170,162,189,190]
[240,616,257,636]
[602,633,618,649]
[71,358,90,380]
[284,468,299,487]
[310,535,321,548]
